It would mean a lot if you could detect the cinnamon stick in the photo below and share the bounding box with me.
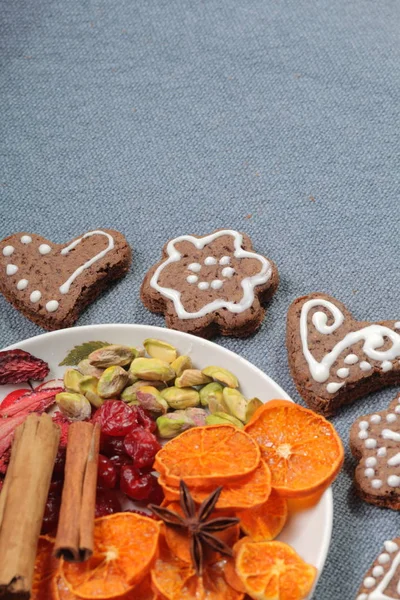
[54,422,100,562]
[0,413,60,600]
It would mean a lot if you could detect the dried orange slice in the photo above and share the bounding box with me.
[52,574,157,600]
[245,400,344,497]
[151,540,244,600]
[162,501,240,564]
[155,425,260,487]
[52,574,78,600]
[61,513,161,599]
[32,535,59,600]
[222,556,247,594]
[237,490,288,541]
[235,539,317,600]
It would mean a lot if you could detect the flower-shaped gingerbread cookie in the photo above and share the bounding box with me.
[350,393,400,511]
[140,229,279,338]
[356,537,400,599]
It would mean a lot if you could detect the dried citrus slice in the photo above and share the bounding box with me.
[237,490,288,541]
[222,556,247,594]
[52,574,157,600]
[162,501,240,564]
[52,574,78,600]
[32,535,59,600]
[151,540,244,600]
[235,539,317,600]
[155,425,260,487]
[190,460,271,510]
[61,513,161,599]
[245,400,344,497]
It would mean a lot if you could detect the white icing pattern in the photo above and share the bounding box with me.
[39,244,52,255]
[2,246,14,256]
[17,279,28,290]
[300,298,400,394]
[6,264,18,276]
[149,230,272,319]
[359,541,400,599]
[20,236,32,244]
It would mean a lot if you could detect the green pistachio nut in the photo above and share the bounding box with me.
[136,386,168,414]
[63,369,84,393]
[156,413,195,438]
[221,388,248,423]
[160,386,200,410]
[201,366,239,389]
[76,359,104,379]
[245,397,264,423]
[121,380,166,403]
[205,412,244,429]
[175,369,212,388]
[199,382,224,407]
[97,366,129,399]
[79,375,103,408]
[88,344,134,368]
[180,407,208,426]
[131,346,145,358]
[170,355,193,376]
[143,339,178,364]
[56,392,92,421]
[129,358,175,382]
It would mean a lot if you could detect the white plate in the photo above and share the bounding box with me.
[2,324,332,596]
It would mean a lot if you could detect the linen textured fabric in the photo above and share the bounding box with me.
[1,0,399,597]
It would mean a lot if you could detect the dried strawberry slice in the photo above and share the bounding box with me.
[0,388,62,418]
[0,448,11,475]
[0,349,50,385]
[0,388,30,409]
[52,412,70,447]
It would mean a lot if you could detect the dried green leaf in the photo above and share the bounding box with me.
[59,341,111,366]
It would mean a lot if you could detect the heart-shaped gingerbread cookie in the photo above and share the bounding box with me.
[287,293,400,416]
[0,229,131,330]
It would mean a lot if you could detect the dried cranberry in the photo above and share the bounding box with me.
[100,434,126,456]
[95,489,122,517]
[52,413,70,447]
[94,401,137,436]
[52,447,66,476]
[49,479,64,496]
[147,475,164,506]
[41,493,60,535]
[120,466,153,501]
[123,428,161,470]
[108,454,131,477]
[131,405,157,433]
[0,349,49,384]
[97,455,117,489]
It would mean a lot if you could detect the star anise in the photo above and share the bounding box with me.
[149,480,239,575]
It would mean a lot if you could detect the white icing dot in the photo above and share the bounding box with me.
[2,245,14,256]
[371,479,382,489]
[358,431,368,440]
[211,280,223,290]
[6,264,18,276]
[364,468,374,478]
[188,263,201,273]
[370,414,382,424]
[39,244,51,255]
[395,322,400,329]
[219,256,230,265]
[221,267,235,278]
[46,300,59,313]
[186,275,198,284]
[337,367,350,379]
[372,566,384,577]
[365,438,377,449]
[386,413,397,423]
[384,540,399,553]
[381,360,393,372]
[20,235,32,244]
[387,475,400,487]
[365,457,377,467]
[395,405,400,414]
[344,353,359,365]
[326,382,345,393]
[359,421,369,430]
[364,577,376,588]
[204,256,217,266]
[356,595,368,600]
[388,453,400,467]
[30,290,41,303]
[16,279,28,290]
[198,282,209,290]
[377,447,387,457]
[360,361,372,371]
[378,553,390,564]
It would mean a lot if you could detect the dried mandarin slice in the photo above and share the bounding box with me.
[155,425,260,487]
[189,460,271,510]
[236,539,316,600]
[32,535,59,600]
[52,574,78,599]
[52,573,157,600]
[222,556,247,594]
[158,475,180,502]
[61,513,161,599]
[245,400,344,497]
[237,490,288,541]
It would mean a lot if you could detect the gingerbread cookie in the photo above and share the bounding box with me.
[350,394,400,510]
[356,538,400,599]
[287,293,400,416]
[0,229,132,330]
[141,229,279,338]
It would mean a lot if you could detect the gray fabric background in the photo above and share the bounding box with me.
[1,0,399,597]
